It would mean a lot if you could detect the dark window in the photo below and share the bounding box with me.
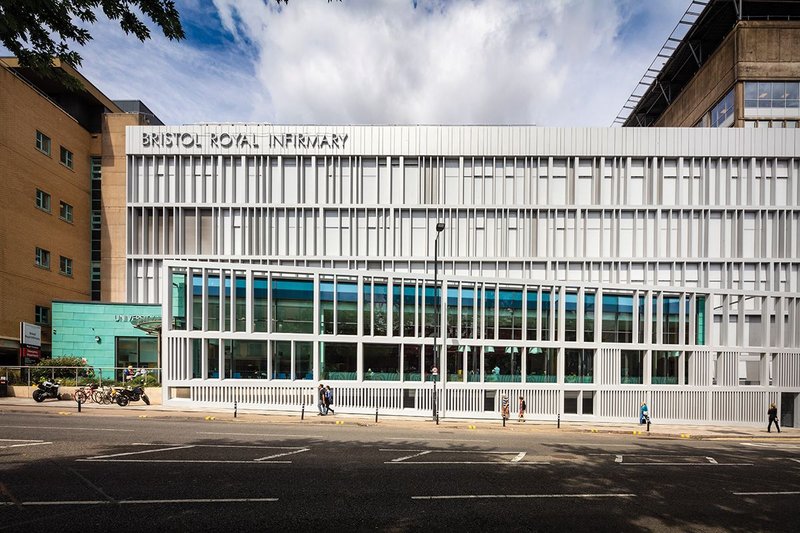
[60,146,73,169]
[35,247,50,269]
[36,131,51,155]
[36,189,51,212]
[116,336,158,369]
[59,256,72,276]
[35,305,50,325]
[59,201,73,222]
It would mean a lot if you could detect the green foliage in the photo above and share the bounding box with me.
[0,0,185,89]
[31,356,91,384]
[36,356,86,368]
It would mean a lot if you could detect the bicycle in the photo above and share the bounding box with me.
[74,383,99,404]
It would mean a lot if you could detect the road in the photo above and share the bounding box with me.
[1,412,799,532]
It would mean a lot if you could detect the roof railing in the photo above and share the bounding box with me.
[611,0,710,127]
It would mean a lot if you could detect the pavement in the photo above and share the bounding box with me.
[1,395,797,440]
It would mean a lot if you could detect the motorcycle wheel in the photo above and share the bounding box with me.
[142,394,150,406]
[32,390,45,403]
[116,395,129,407]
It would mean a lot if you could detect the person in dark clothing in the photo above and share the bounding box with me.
[318,383,328,415]
[767,402,780,433]
[325,385,335,415]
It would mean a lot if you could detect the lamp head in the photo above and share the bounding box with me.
[436,222,445,232]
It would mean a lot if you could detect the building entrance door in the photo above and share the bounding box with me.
[781,393,797,428]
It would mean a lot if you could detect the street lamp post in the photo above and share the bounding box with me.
[432,221,445,424]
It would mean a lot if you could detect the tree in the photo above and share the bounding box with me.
[0,0,185,89]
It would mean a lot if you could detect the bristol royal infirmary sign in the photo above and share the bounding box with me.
[141,131,349,150]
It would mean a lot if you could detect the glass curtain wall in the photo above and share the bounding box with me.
[320,280,334,334]
[207,275,220,331]
[663,296,680,344]
[254,277,268,332]
[541,291,551,341]
[272,279,314,333]
[498,289,522,340]
[484,286,496,339]
[484,345,521,382]
[526,347,556,382]
[272,340,291,379]
[446,286,458,338]
[565,349,594,383]
[192,273,203,330]
[172,272,187,329]
[602,294,634,343]
[653,350,680,384]
[225,340,267,379]
[319,342,357,380]
[364,344,400,380]
[403,345,422,381]
[461,287,476,338]
[337,281,358,335]
[234,276,246,332]
[584,293,595,342]
[564,292,578,342]
[526,289,538,340]
[620,350,644,384]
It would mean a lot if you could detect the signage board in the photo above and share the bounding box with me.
[20,322,41,347]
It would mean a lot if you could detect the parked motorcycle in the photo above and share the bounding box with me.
[32,380,61,402]
[116,385,150,406]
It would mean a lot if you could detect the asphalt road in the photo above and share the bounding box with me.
[1,412,799,532]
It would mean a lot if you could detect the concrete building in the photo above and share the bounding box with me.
[0,58,158,364]
[122,124,800,425]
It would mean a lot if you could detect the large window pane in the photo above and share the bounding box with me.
[663,296,680,344]
[526,289,538,340]
[602,294,634,343]
[139,338,157,366]
[565,349,593,383]
[116,337,138,368]
[254,277,268,332]
[424,285,438,337]
[653,350,680,384]
[446,286,458,338]
[235,276,247,332]
[403,284,417,337]
[363,281,372,335]
[273,279,314,333]
[192,338,201,378]
[207,339,219,379]
[374,283,388,336]
[295,341,313,380]
[484,345,521,382]
[319,342,357,380]
[541,291,551,341]
[320,281,335,334]
[207,275,220,331]
[498,289,522,340]
[403,344,422,381]
[584,293,595,342]
[226,340,267,379]
[192,274,203,330]
[392,284,401,336]
[446,345,464,382]
[621,350,644,384]
[272,340,291,379]
[364,343,400,381]
[337,282,358,335]
[461,287,476,338]
[484,286,496,339]
[564,292,578,342]
[171,272,187,330]
[526,347,557,383]
[696,296,706,345]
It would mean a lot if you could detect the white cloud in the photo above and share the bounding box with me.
[67,0,690,126]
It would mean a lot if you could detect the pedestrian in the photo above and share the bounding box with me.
[325,385,335,415]
[518,395,526,422]
[767,402,781,433]
[501,394,510,420]
[639,402,649,425]
[317,383,328,415]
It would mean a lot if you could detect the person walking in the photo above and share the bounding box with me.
[767,402,781,433]
[325,385,335,415]
[317,383,328,415]
[639,402,649,425]
[518,395,526,422]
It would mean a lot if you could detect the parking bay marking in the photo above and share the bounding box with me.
[0,439,52,449]
[381,449,546,465]
[614,454,752,466]
[79,444,309,464]
[0,498,279,506]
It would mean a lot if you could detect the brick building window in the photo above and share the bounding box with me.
[60,146,73,169]
[35,305,50,325]
[60,256,73,276]
[36,131,51,155]
[59,201,73,222]
[35,247,50,269]
[36,189,51,212]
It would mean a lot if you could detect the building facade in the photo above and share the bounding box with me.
[125,124,800,425]
[0,58,158,364]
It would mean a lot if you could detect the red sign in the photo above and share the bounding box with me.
[21,346,41,360]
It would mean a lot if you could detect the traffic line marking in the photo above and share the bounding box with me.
[412,493,635,500]
[0,439,52,449]
[0,425,134,432]
[254,448,310,461]
[198,432,326,439]
[732,491,800,496]
[0,498,279,506]
[706,456,718,464]
[86,445,194,460]
[392,450,433,463]
[511,452,526,463]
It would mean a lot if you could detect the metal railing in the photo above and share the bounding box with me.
[0,366,162,388]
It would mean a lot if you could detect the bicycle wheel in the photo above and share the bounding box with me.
[92,390,103,403]
[74,390,87,404]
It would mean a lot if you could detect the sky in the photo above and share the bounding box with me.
[39,0,691,126]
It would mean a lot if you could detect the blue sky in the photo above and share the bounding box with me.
[23,0,693,126]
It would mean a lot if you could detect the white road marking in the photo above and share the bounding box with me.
[741,442,800,449]
[379,449,523,454]
[0,425,134,432]
[132,443,301,449]
[393,450,433,462]
[790,459,800,464]
[87,445,194,460]
[706,457,718,464]
[77,459,292,464]
[389,461,550,465]
[0,440,52,449]
[412,493,634,500]
[254,448,310,461]
[615,455,623,463]
[733,491,800,496]
[554,443,640,447]
[0,498,279,506]
[619,462,753,466]
[198,432,325,439]
[511,452,526,463]
[385,437,489,443]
